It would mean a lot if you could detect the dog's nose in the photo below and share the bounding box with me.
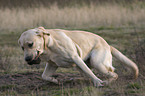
[25,56,32,62]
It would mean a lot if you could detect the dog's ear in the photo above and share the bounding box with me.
[36,27,50,37]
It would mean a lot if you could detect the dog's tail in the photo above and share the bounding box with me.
[110,46,139,79]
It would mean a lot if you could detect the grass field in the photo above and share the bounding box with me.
[0,0,145,96]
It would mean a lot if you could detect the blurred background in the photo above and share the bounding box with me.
[0,0,145,95]
[0,0,145,31]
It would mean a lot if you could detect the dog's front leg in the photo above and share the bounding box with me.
[42,61,58,84]
[72,55,104,87]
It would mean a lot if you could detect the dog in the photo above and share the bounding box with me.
[18,27,139,86]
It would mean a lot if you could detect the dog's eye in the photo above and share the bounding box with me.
[22,47,24,50]
[28,43,33,48]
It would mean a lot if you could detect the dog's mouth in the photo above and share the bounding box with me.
[27,51,41,65]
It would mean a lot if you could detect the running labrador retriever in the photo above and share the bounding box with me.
[18,27,139,86]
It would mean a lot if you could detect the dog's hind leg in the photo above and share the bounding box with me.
[90,49,118,84]
[93,65,118,85]
[42,60,58,84]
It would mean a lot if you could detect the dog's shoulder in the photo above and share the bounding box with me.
[46,29,71,40]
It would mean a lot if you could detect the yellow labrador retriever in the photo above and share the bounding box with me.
[18,27,138,86]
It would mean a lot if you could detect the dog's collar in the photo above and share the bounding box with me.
[43,35,47,50]
[43,35,53,50]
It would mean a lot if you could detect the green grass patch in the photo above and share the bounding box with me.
[0,85,16,91]
[127,82,142,89]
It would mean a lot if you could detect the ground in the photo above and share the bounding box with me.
[0,69,144,96]
[0,72,83,94]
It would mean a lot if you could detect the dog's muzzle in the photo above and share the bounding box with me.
[25,51,41,65]
[27,57,41,65]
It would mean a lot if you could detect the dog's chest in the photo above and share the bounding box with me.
[42,49,75,67]
[51,53,75,68]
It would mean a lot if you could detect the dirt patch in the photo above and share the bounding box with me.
[0,72,86,94]
[0,71,144,95]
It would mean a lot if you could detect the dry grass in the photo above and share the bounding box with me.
[0,4,145,32]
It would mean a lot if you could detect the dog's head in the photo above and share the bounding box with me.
[18,27,50,65]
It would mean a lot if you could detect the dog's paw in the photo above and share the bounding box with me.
[51,78,59,84]
[93,79,104,87]
[42,75,59,84]
[102,80,109,85]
